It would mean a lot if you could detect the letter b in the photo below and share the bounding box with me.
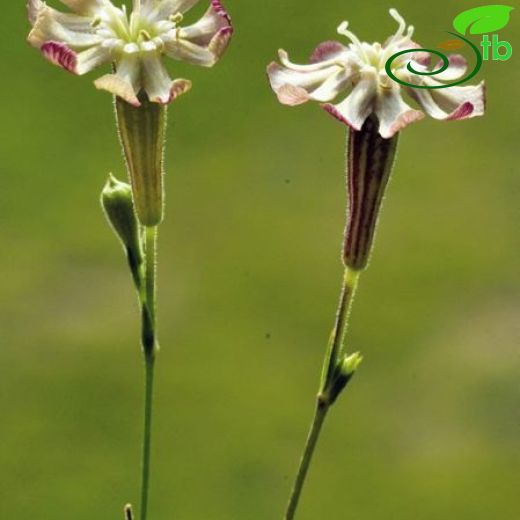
[492,34,512,60]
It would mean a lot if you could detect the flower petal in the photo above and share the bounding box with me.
[141,53,192,104]
[431,54,467,82]
[165,28,233,67]
[59,0,105,15]
[150,0,199,14]
[28,4,101,48]
[374,86,424,138]
[94,55,142,106]
[41,41,78,73]
[309,40,349,63]
[267,61,349,105]
[27,0,44,24]
[165,38,217,66]
[322,74,378,130]
[167,1,233,66]
[75,44,112,74]
[407,80,485,120]
[141,0,197,21]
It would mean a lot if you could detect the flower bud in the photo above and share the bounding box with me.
[327,352,363,405]
[340,351,363,376]
[124,504,134,520]
[101,174,143,280]
[116,93,166,227]
[343,115,398,270]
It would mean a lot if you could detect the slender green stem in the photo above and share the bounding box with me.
[140,356,155,520]
[145,226,157,328]
[284,402,329,520]
[321,267,360,393]
[140,225,158,520]
[285,267,361,520]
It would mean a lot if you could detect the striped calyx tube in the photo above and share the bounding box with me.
[343,115,399,270]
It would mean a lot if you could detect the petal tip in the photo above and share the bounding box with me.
[41,41,78,73]
[321,103,358,129]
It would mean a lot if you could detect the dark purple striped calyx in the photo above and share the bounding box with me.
[343,115,398,270]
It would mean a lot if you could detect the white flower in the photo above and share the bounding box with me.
[267,9,485,138]
[27,0,233,106]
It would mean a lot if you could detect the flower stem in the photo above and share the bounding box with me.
[140,225,158,520]
[284,267,360,520]
[320,268,360,394]
[140,355,155,520]
[284,401,328,520]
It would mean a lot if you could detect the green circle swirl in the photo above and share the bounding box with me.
[384,32,482,89]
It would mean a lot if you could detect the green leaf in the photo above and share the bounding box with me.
[453,5,514,35]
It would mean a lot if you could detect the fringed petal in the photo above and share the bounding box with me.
[40,40,111,74]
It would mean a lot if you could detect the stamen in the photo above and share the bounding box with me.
[170,13,184,24]
[139,29,152,41]
[90,16,102,28]
[278,49,343,72]
[337,21,369,62]
[389,8,406,41]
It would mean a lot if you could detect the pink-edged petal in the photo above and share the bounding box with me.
[171,1,233,65]
[179,0,232,45]
[41,41,78,73]
[165,28,233,67]
[374,86,424,138]
[407,79,485,120]
[207,25,234,62]
[431,54,467,82]
[94,56,142,106]
[267,61,345,106]
[40,41,110,74]
[322,74,378,130]
[408,41,432,68]
[168,78,193,101]
[141,53,192,104]
[309,40,349,63]
[28,4,100,48]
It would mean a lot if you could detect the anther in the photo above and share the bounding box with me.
[170,13,184,24]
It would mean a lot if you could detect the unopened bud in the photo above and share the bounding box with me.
[124,504,134,520]
[344,115,398,270]
[116,93,166,227]
[340,351,363,376]
[101,174,143,279]
[327,351,363,405]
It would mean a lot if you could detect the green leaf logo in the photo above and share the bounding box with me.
[453,5,514,35]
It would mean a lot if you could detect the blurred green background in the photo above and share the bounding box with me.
[1,1,519,519]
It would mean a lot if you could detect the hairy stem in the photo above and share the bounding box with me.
[284,267,360,520]
[140,226,158,520]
